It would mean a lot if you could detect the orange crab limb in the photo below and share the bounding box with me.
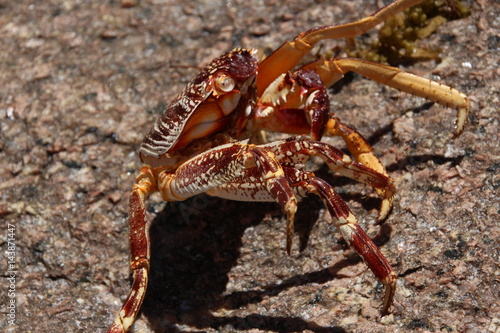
[279,57,470,218]
[256,0,426,94]
[304,58,470,137]
[326,117,393,221]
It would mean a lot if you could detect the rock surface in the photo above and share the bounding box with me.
[0,0,498,332]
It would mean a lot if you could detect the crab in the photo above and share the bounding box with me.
[107,0,470,332]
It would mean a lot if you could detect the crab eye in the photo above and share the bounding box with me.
[214,72,235,93]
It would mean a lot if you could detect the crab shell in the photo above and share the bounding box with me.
[140,49,260,168]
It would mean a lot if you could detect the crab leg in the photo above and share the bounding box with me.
[159,141,299,254]
[325,117,393,220]
[257,55,469,219]
[297,57,470,210]
[108,167,157,333]
[257,0,427,92]
[300,174,397,315]
[262,137,395,219]
[109,142,299,332]
[210,137,395,241]
[303,58,470,137]
[209,165,397,314]
[291,56,469,216]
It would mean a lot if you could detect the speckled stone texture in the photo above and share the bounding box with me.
[0,0,498,332]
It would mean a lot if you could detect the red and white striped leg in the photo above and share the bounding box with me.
[300,174,397,314]
[208,136,394,254]
[273,167,397,314]
[262,136,395,205]
[108,167,157,333]
[210,165,397,314]
[158,141,298,253]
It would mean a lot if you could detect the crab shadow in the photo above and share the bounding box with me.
[141,178,393,333]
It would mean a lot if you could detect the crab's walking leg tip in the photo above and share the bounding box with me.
[381,271,397,316]
[452,102,470,139]
[376,197,393,224]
